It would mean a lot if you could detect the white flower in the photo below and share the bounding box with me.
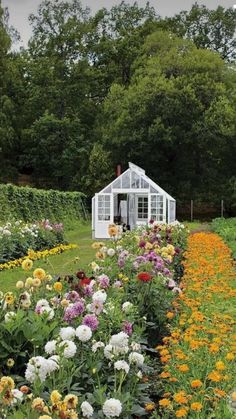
[81,401,94,417]
[109,332,129,352]
[75,325,92,342]
[92,290,107,303]
[122,302,133,312]
[41,306,54,320]
[136,370,143,379]
[59,327,75,341]
[103,398,122,417]
[12,389,23,404]
[107,248,115,257]
[116,245,123,252]
[45,340,57,355]
[104,344,114,360]
[25,356,57,383]
[5,312,16,323]
[129,352,144,366]
[3,229,11,236]
[92,341,105,353]
[59,340,77,358]
[36,299,50,308]
[114,360,130,374]
[101,246,107,253]
[130,342,141,351]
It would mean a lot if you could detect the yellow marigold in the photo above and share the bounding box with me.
[50,390,62,405]
[207,370,222,382]
[22,258,33,271]
[0,376,15,390]
[166,311,175,319]
[96,251,105,260]
[145,402,155,412]
[215,361,226,371]
[175,407,189,417]
[177,364,189,373]
[191,402,203,411]
[4,293,15,305]
[191,379,202,388]
[209,343,220,353]
[54,282,63,292]
[92,241,105,249]
[64,394,78,409]
[226,352,235,361]
[159,398,171,408]
[33,268,46,280]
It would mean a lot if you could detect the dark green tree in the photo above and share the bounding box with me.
[159,3,236,61]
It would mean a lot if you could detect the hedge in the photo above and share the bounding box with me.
[0,184,86,222]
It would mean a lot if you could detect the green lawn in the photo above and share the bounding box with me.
[0,221,95,293]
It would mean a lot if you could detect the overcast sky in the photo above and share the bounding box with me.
[2,0,236,47]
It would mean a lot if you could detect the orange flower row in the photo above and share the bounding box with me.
[157,232,236,418]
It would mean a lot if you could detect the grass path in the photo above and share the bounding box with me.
[0,221,95,293]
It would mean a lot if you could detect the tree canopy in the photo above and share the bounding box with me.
[0,0,236,212]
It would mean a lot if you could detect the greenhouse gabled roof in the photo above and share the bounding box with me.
[98,163,175,201]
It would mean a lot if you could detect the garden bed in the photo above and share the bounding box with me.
[0,222,187,418]
[157,232,236,418]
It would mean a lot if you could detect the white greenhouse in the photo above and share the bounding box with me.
[92,163,176,239]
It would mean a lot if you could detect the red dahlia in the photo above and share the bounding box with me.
[79,278,91,287]
[137,272,152,282]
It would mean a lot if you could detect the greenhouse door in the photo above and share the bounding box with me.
[148,194,166,223]
[95,193,113,238]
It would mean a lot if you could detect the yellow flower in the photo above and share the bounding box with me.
[50,390,62,405]
[145,402,156,412]
[226,352,235,361]
[33,268,46,280]
[64,394,78,409]
[191,379,202,388]
[22,258,33,271]
[6,358,15,368]
[166,311,174,319]
[25,277,33,288]
[215,361,226,371]
[61,298,69,307]
[177,364,189,373]
[5,293,15,305]
[54,282,62,292]
[159,398,171,408]
[0,376,15,390]
[32,278,41,287]
[175,407,189,417]
[32,397,46,412]
[38,416,52,419]
[207,370,222,382]
[108,224,118,237]
[46,274,52,281]
[231,392,236,402]
[16,281,24,289]
[191,402,203,411]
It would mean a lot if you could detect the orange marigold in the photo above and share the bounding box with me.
[159,398,171,408]
[175,407,189,417]
[191,402,203,411]
[191,379,202,388]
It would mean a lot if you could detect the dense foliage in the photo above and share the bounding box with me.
[0,0,236,210]
[212,217,236,258]
[0,222,187,418]
[0,184,86,222]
